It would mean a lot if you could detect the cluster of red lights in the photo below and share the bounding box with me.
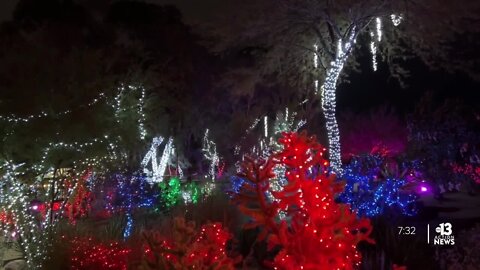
[143,217,237,269]
[0,211,14,225]
[69,237,131,270]
[64,170,94,222]
[452,163,480,184]
[237,132,374,270]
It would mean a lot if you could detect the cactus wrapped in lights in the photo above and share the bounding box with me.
[234,132,374,269]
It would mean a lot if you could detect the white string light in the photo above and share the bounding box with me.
[141,136,175,183]
[36,135,115,172]
[247,118,261,133]
[314,41,320,95]
[157,137,173,182]
[141,136,164,176]
[370,32,378,71]
[264,116,268,138]
[320,27,356,173]
[295,119,307,131]
[376,17,382,42]
[138,86,147,140]
[0,163,71,269]
[0,92,106,124]
[113,85,124,123]
[202,129,220,179]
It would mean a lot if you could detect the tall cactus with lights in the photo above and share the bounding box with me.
[234,132,373,269]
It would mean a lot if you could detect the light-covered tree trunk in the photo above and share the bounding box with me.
[319,29,356,173]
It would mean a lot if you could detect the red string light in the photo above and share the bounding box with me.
[69,237,131,270]
[236,132,374,270]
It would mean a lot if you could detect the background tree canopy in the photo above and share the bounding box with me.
[0,0,479,174]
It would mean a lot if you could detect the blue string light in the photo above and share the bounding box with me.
[123,213,134,239]
[229,176,246,195]
[94,173,158,238]
[338,155,418,217]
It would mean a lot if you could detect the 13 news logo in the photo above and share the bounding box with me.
[432,222,455,245]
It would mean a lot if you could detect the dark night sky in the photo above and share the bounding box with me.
[0,0,18,22]
[1,0,479,114]
[338,57,480,114]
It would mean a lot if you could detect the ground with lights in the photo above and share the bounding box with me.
[1,109,479,269]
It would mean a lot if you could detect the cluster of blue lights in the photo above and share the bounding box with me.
[229,176,246,195]
[96,173,159,238]
[338,155,418,217]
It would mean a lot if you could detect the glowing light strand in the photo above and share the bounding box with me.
[157,137,174,183]
[202,129,220,179]
[142,136,175,183]
[138,86,147,140]
[370,31,378,71]
[320,27,356,173]
[264,116,268,138]
[313,44,319,95]
[0,92,106,124]
[1,163,57,269]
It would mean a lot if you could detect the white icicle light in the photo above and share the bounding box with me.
[376,17,382,42]
[370,31,378,71]
[264,116,268,138]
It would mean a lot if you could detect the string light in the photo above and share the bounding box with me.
[248,118,261,133]
[370,32,378,71]
[113,85,124,123]
[141,136,177,183]
[320,28,356,173]
[338,156,418,217]
[235,132,373,269]
[376,17,382,42]
[201,181,216,197]
[36,135,118,173]
[202,129,220,179]
[313,44,320,95]
[0,92,106,124]
[0,163,62,269]
[391,14,403,26]
[69,237,131,270]
[264,116,268,138]
[159,177,181,208]
[138,86,147,140]
[315,15,405,172]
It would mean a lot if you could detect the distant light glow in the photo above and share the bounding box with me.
[391,14,403,26]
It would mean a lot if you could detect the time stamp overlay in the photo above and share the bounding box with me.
[398,222,455,246]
